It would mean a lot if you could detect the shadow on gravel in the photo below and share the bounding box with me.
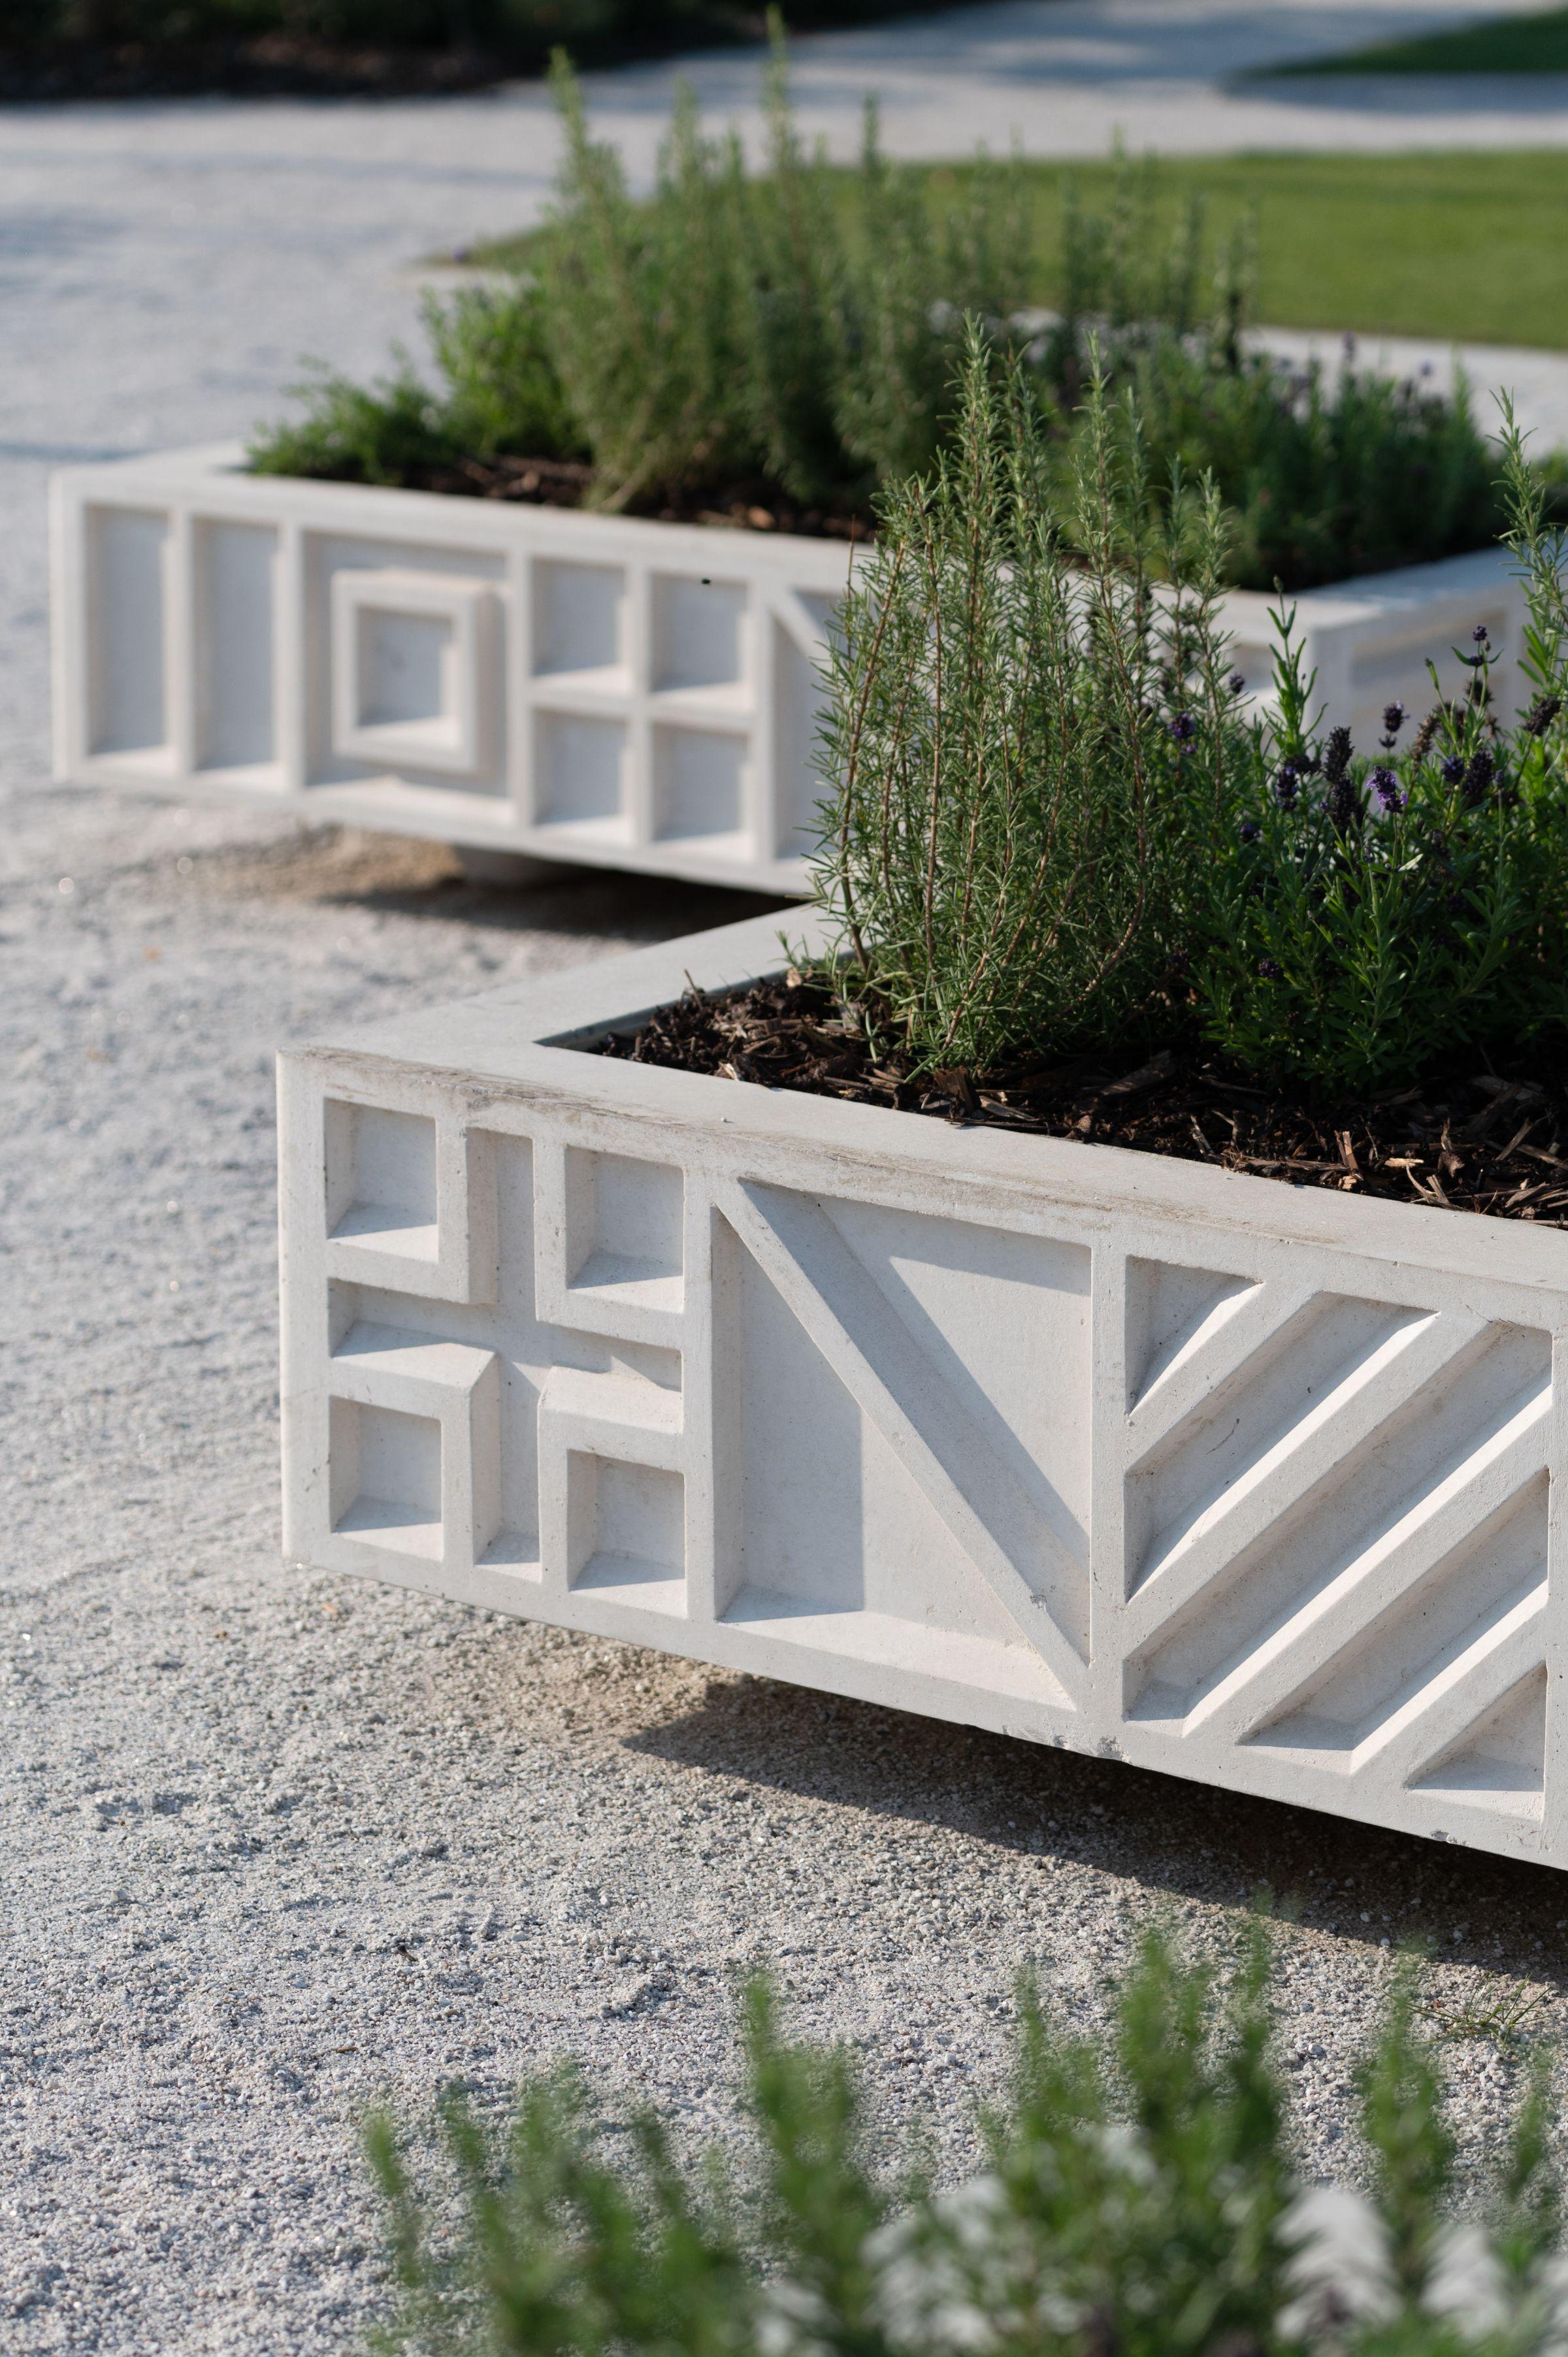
[180,822,788,944]
[629,1670,1568,1981]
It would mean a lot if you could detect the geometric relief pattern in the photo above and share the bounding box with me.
[283,1070,1563,1870]
[57,453,1528,891]
[57,453,856,893]
[310,1116,1094,1716]
[713,1179,1090,1711]
[319,1110,690,1617]
[1117,1261,1552,1824]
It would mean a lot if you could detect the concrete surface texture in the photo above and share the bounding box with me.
[7,5,1568,2350]
[282,910,1567,1873]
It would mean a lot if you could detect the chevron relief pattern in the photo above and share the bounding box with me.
[1119,1257,1553,1822]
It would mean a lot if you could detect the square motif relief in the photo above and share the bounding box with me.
[330,567,498,778]
[307,1098,698,1615]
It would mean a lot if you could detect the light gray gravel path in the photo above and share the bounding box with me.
[8,8,1568,2352]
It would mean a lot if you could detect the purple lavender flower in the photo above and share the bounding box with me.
[1463,746,1495,806]
[1228,671,1247,697]
[1274,763,1299,806]
[1381,701,1407,737]
[1441,753,1465,785]
[1258,957,1282,981]
[1239,819,1261,843]
[1370,766,1404,812]
[1323,726,1353,785]
[1328,772,1362,832]
[1169,711,1198,744]
[1472,624,1490,645]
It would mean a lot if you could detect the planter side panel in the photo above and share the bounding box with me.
[52,452,857,895]
[279,1048,1568,1870]
[1219,546,1526,743]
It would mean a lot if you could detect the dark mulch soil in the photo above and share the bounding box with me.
[596,971,1568,1227]
[0,3,985,103]
[0,37,502,101]
[408,452,871,542]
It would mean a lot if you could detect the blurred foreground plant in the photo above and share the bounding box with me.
[364,1930,1563,2357]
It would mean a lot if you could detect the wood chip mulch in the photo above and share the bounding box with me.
[595,972,1568,1227]
[409,453,870,543]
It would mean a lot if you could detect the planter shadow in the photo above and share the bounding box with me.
[627,1664,1568,1964]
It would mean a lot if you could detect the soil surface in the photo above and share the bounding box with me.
[382,450,871,541]
[598,970,1568,1227]
[0,37,505,103]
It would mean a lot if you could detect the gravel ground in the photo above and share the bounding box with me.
[8,8,1568,2350]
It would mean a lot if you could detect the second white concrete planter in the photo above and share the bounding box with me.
[279,911,1568,1871]
[56,444,1525,895]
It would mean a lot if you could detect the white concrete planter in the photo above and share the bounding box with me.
[279,910,1568,1871]
[56,444,1525,895]
[50,444,855,895]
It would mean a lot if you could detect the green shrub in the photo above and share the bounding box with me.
[1,1,619,46]
[533,65,758,510]
[1034,156,1503,591]
[808,342,1568,1100]
[1051,337,1501,593]
[248,39,1507,591]
[363,1928,1563,2356]
[1190,407,1568,1095]
[808,327,1251,1076]
[253,28,1032,519]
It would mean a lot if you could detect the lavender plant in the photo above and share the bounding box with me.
[808,327,1250,1076]
[1189,410,1568,1095]
[1054,338,1501,593]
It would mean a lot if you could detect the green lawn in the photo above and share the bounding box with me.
[1266,4,1568,74]
[472,150,1568,352]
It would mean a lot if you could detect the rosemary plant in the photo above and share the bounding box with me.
[809,327,1248,1076]
[363,1931,1565,2357]
[248,36,1507,591]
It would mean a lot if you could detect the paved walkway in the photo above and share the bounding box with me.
[589,0,1568,162]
